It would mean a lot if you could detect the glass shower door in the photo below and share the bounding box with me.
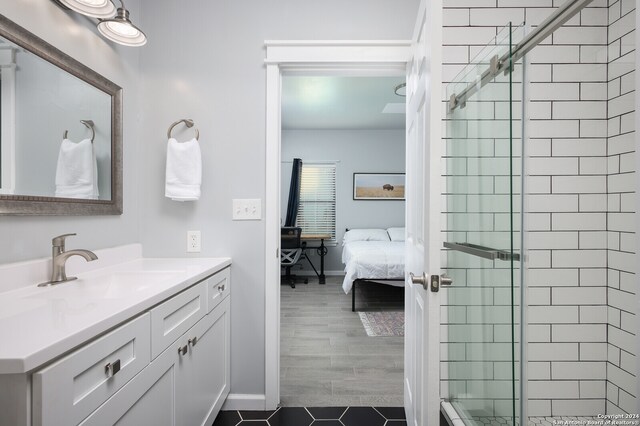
[443,24,523,425]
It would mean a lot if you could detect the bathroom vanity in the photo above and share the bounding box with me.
[0,245,231,426]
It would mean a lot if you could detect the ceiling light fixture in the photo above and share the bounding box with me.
[55,0,117,19]
[97,0,147,47]
[394,83,407,97]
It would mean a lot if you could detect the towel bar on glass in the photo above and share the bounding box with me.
[63,120,95,142]
[167,118,200,141]
[444,241,520,261]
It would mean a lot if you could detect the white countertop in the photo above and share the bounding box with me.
[0,254,231,374]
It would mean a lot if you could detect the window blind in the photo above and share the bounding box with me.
[297,163,337,241]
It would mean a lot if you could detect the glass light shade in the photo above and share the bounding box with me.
[97,8,147,47]
[58,0,116,19]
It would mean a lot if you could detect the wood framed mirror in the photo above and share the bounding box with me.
[0,14,122,215]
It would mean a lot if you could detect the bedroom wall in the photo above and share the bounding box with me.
[137,0,418,401]
[281,129,406,274]
[0,0,141,265]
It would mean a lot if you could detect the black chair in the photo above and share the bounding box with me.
[280,227,308,288]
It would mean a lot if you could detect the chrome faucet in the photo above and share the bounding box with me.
[38,234,98,287]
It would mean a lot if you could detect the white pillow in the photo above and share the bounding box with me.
[343,228,390,245]
[387,227,406,242]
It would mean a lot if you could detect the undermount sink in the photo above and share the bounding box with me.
[28,270,184,300]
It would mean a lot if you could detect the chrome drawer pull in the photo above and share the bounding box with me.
[178,345,188,356]
[188,336,198,347]
[218,283,226,292]
[105,359,121,377]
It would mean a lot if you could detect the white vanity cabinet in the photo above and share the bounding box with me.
[23,266,232,426]
[79,296,230,426]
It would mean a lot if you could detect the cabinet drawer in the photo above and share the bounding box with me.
[78,340,177,426]
[206,268,230,313]
[33,313,151,426]
[151,281,207,359]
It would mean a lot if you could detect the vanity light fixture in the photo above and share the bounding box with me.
[54,0,117,19]
[52,0,146,47]
[97,0,147,47]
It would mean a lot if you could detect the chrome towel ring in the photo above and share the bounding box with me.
[167,118,200,141]
[63,120,95,143]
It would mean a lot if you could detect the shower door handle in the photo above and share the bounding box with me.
[444,242,520,261]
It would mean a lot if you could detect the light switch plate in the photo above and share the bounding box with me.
[233,199,262,220]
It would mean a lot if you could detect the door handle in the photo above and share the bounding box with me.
[441,275,453,286]
[409,272,428,290]
[410,272,453,292]
[430,274,453,292]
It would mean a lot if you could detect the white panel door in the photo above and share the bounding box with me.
[404,0,442,425]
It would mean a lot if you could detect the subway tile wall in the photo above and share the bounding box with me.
[606,0,636,415]
[441,0,636,419]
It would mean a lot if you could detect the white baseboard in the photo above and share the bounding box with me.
[222,393,266,411]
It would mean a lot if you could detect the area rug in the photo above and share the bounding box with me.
[358,311,405,337]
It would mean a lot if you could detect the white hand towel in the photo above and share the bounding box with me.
[55,138,99,199]
[165,138,202,201]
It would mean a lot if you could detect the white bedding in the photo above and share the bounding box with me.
[341,240,405,294]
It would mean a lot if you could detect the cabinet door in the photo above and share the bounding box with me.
[79,343,177,426]
[176,296,230,426]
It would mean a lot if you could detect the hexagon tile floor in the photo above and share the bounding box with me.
[471,416,600,425]
[212,406,407,426]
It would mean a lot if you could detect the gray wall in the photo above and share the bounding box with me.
[137,0,419,397]
[281,129,406,273]
[0,1,141,263]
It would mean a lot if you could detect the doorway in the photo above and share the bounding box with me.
[264,41,411,410]
[279,75,407,406]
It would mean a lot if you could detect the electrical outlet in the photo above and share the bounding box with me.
[187,230,201,253]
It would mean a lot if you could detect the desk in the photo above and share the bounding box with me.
[301,234,331,284]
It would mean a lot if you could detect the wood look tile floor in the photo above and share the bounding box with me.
[280,276,404,407]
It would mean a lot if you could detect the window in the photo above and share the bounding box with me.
[297,163,336,241]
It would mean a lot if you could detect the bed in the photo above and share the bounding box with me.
[341,228,406,311]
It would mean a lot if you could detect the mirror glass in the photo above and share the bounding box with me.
[0,15,122,215]
[0,36,112,200]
